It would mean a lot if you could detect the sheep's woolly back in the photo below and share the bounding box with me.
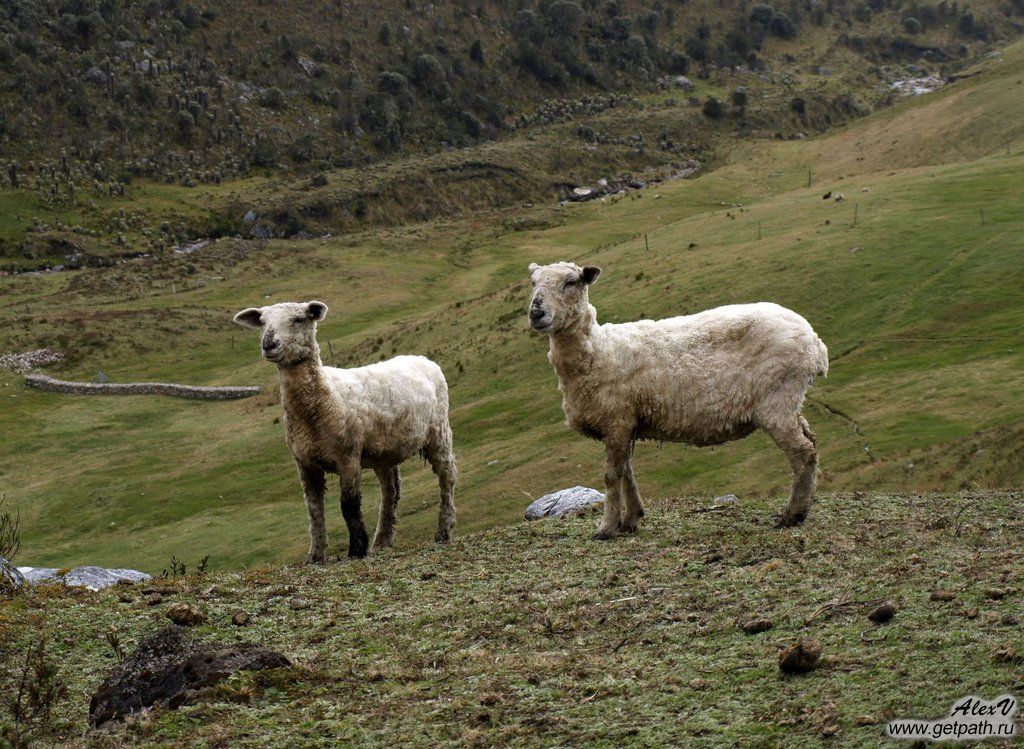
[279,355,450,468]
[547,301,828,445]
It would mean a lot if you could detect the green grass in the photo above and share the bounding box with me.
[2,491,1022,746]
[1,41,1024,573]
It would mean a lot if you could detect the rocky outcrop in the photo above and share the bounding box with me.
[25,374,259,400]
[89,625,291,727]
[1,556,25,594]
[525,486,604,520]
[17,565,151,591]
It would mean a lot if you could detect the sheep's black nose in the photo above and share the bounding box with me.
[529,307,546,321]
[262,338,278,351]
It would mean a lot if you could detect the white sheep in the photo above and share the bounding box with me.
[527,262,828,538]
[233,301,456,561]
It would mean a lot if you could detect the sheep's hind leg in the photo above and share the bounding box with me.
[620,457,645,534]
[372,465,400,551]
[298,463,328,564]
[765,414,819,527]
[425,440,457,543]
[594,441,629,540]
[338,463,369,558]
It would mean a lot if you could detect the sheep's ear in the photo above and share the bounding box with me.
[528,263,540,274]
[306,301,328,321]
[233,308,263,329]
[581,266,602,285]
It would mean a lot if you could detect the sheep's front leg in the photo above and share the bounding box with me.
[298,463,328,564]
[620,456,645,534]
[338,463,369,559]
[594,441,629,540]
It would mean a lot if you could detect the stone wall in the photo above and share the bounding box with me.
[25,374,259,400]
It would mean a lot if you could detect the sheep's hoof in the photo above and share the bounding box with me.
[591,529,619,541]
[433,530,452,544]
[619,521,641,535]
[305,553,327,565]
[778,511,808,528]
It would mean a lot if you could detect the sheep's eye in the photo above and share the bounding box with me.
[292,317,306,325]
[563,279,577,289]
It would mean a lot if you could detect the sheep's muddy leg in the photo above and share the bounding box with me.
[620,456,645,534]
[372,465,400,551]
[298,463,328,564]
[765,414,819,527]
[338,464,369,558]
[595,441,629,540]
[425,439,457,543]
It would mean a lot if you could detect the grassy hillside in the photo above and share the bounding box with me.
[1,490,1022,746]
[1,39,1023,573]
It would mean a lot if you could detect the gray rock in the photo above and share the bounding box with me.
[296,56,320,78]
[17,566,61,585]
[63,566,151,591]
[16,565,151,590]
[85,66,108,85]
[525,486,605,520]
[250,224,273,240]
[242,210,257,224]
[712,494,739,506]
[1,556,25,593]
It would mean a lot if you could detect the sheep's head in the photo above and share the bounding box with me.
[527,262,601,334]
[232,301,328,366]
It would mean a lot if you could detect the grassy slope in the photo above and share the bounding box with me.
[2,491,1022,746]
[1,42,1023,573]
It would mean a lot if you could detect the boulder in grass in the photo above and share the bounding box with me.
[16,565,150,591]
[525,486,604,520]
[1,556,25,594]
[89,625,291,727]
[62,566,150,591]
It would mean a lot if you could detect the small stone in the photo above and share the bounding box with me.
[1001,614,1019,626]
[688,677,710,690]
[930,590,956,602]
[779,638,822,675]
[742,617,773,634]
[232,610,251,626]
[165,602,206,626]
[288,597,311,610]
[854,715,877,726]
[985,588,1009,600]
[820,724,839,737]
[867,601,897,624]
[144,592,163,606]
[524,487,605,520]
[965,607,979,619]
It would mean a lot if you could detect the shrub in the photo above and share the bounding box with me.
[770,11,797,38]
[470,39,485,63]
[549,0,586,37]
[0,496,19,561]
[378,21,392,45]
[0,631,68,748]
[376,71,409,97]
[902,16,922,33]
[411,54,449,98]
[750,4,776,27]
[259,86,286,110]
[703,97,724,117]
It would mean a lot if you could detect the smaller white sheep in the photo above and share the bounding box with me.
[234,301,456,561]
[527,262,828,538]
